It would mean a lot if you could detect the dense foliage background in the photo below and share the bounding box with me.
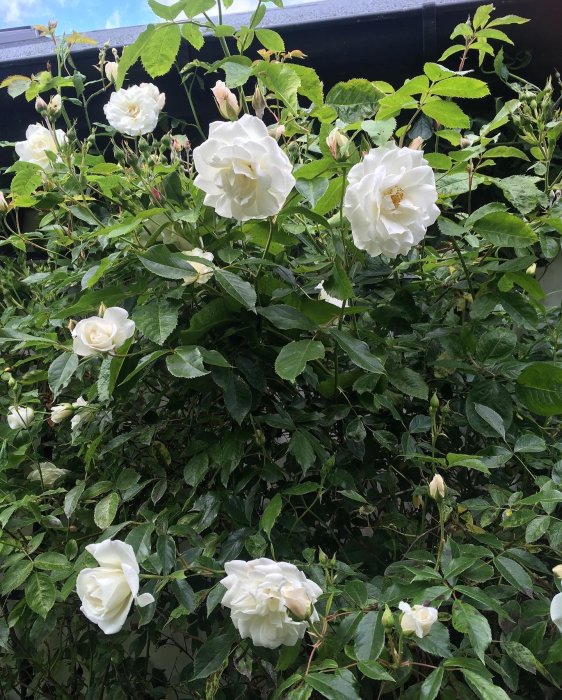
[1,1,562,698]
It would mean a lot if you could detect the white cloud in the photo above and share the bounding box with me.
[0,0,41,24]
[105,9,121,29]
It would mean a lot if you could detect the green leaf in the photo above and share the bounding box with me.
[361,118,396,146]
[183,0,215,17]
[148,0,185,19]
[0,561,34,595]
[454,585,511,619]
[255,28,285,52]
[326,79,380,122]
[64,482,85,519]
[94,492,120,530]
[48,352,79,398]
[171,578,197,612]
[295,178,329,207]
[288,430,317,471]
[260,61,301,111]
[420,666,445,700]
[11,162,42,197]
[260,493,283,537]
[495,556,533,596]
[525,515,550,543]
[156,534,176,575]
[415,622,452,658]
[116,25,157,89]
[305,669,361,700]
[344,580,368,607]
[357,660,394,682]
[466,381,512,438]
[431,76,489,98]
[421,98,470,128]
[516,363,562,417]
[140,23,181,77]
[181,22,204,50]
[476,328,517,362]
[214,269,257,310]
[257,305,316,331]
[493,175,547,215]
[473,212,537,248]
[212,368,252,425]
[461,670,511,700]
[133,299,181,345]
[275,340,325,382]
[330,329,384,374]
[354,611,384,661]
[34,553,70,571]
[452,600,491,663]
[292,64,324,105]
[138,244,196,280]
[192,631,235,680]
[388,368,429,400]
[25,573,56,619]
[166,346,209,379]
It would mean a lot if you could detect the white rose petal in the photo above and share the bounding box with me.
[7,405,35,430]
[72,306,135,357]
[183,248,214,285]
[76,539,155,635]
[105,61,119,84]
[551,593,562,633]
[28,462,69,487]
[315,280,344,308]
[71,396,91,430]
[211,80,240,120]
[15,123,67,170]
[429,473,446,500]
[398,601,438,638]
[50,403,74,424]
[220,558,322,649]
[103,83,165,136]
[344,142,440,259]
[193,114,296,222]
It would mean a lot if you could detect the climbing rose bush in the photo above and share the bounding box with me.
[1,2,562,698]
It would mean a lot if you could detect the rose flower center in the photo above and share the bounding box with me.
[383,185,405,209]
[127,103,141,118]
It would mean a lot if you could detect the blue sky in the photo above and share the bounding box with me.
[0,0,322,33]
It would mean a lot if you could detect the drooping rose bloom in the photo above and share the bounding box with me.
[76,540,154,634]
[220,558,322,649]
[15,123,67,170]
[398,601,439,638]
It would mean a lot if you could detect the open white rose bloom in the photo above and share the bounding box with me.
[103,83,165,136]
[15,123,67,170]
[76,540,154,634]
[344,142,439,258]
[220,558,322,649]
[72,306,135,357]
[399,601,439,638]
[7,405,35,430]
[193,114,295,221]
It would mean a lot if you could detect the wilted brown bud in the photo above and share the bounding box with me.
[67,319,77,333]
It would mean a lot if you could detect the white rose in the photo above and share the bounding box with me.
[220,558,322,649]
[344,142,440,258]
[50,403,74,424]
[72,306,135,357]
[28,462,69,487]
[105,61,119,84]
[551,593,562,633]
[326,127,349,159]
[552,565,562,579]
[193,114,296,221]
[76,539,155,634]
[398,601,438,638]
[71,396,91,430]
[183,248,214,285]
[211,80,240,120]
[15,123,67,170]
[315,280,344,308]
[429,474,446,500]
[103,83,165,136]
[7,405,35,430]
